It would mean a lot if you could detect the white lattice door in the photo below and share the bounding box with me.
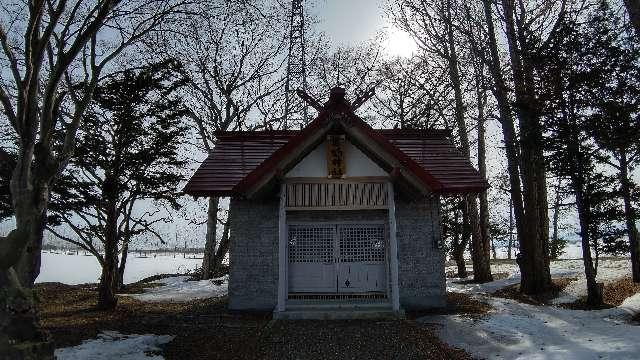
[288,225,337,292]
[288,223,386,293]
[337,225,386,293]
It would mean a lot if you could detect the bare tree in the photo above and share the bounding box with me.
[308,41,384,110]
[392,0,493,282]
[0,0,190,354]
[157,1,289,279]
[372,56,449,129]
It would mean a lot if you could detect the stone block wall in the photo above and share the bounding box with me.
[227,196,279,311]
[227,193,446,312]
[395,194,446,309]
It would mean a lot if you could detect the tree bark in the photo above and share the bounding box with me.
[97,182,119,310]
[211,218,231,276]
[201,197,220,279]
[574,183,603,306]
[444,1,492,282]
[476,78,493,278]
[451,201,469,278]
[467,196,492,281]
[508,198,513,260]
[117,239,129,290]
[11,171,49,288]
[1,151,54,355]
[450,202,468,277]
[619,150,640,282]
[625,0,640,38]
[501,0,552,294]
[550,179,562,260]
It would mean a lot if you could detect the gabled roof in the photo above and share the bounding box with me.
[183,88,488,197]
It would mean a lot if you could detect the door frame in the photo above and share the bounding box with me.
[286,221,388,295]
[276,182,401,313]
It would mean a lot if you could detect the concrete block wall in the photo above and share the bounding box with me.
[227,196,279,311]
[395,194,446,310]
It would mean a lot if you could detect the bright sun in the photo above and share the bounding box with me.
[384,27,418,58]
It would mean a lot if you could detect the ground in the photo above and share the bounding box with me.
[35,253,640,359]
[36,281,479,359]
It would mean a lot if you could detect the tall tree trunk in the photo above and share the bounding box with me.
[624,0,640,37]
[444,1,492,282]
[211,218,231,276]
[2,153,55,357]
[97,188,119,310]
[12,187,48,288]
[117,239,129,290]
[574,184,603,306]
[460,199,474,277]
[482,0,526,265]
[476,78,493,278]
[467,196,492,281]
[550,179,562,260]
[501,0,551,294]
[451,203,468,278]
[508,198,513,260]
[619,150,640,282]
[201,197,219,279]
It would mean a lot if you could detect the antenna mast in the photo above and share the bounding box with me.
[284,0,308,129]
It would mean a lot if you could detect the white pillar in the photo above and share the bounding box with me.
[387,182,401,312]
[276,183,287,312]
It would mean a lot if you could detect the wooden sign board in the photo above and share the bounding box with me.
[327,135,346,178]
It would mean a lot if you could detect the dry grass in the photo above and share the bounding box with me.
[405,292,493,320]
[35,282,472,359]
[492,277,577,305]
[561,276,640,311]
[603,277,640,306]
[451,272,511,284]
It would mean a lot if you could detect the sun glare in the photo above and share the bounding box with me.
[384,27,418,58]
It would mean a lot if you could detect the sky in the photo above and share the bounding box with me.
[309,0,417,57]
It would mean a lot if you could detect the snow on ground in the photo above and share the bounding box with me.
[54,331,174,360]
[446,258,632,303]
[36,252,201,285]
[123,275,228,302]
[431,258,640,360]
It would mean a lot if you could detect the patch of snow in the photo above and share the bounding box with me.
[123,275,228,302]
[421,294,640,360]
[54,331,174,360]
[446,259,632,301]
[36,252,201,285]
[431,258,640,359]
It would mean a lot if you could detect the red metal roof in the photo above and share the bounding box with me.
[183,131,294,196]
[183,128,488,197]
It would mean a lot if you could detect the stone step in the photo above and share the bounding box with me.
[273,307,405,320]
[285,301,392,310]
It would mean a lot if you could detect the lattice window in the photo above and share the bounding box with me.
[288,225,334,263]
[339,225,385,263]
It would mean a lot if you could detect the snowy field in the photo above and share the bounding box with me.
[36,252,202,285]
[429,258,640,360]
[123,275,228,302]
